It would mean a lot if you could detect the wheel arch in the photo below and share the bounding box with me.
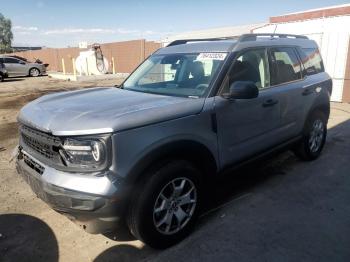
[125,140,218,186]
[307,101,330,123]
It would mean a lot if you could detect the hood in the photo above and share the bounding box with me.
[18,87,205,136]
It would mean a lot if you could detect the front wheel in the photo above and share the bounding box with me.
[293,111,327,161]
[127,160,202,249]
[29,68,40,77]
[0,74,3,82]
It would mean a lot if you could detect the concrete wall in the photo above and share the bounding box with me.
[7,39,161,74]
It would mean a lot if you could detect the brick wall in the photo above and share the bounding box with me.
[6,39,161,74]
[270,5,350,23]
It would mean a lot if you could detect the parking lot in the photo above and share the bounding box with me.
[0,76,350,262]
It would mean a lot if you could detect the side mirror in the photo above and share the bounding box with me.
[225,81,259,99]
[19,61,26,65]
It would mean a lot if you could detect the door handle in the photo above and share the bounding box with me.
[302,88,313,96]
[262,99,278,107]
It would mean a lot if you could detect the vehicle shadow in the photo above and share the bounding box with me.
[95,151,296,261]
[94,244,156,262]
[2,78,25,82]
[96,117,350,261]
[0,214,58,262]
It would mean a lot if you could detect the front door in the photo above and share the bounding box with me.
[215,48,281,168]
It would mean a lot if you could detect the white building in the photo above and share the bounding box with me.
[164,4,350,103]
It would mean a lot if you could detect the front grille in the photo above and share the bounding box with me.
[23,153,44,175]
[20,125,61,161]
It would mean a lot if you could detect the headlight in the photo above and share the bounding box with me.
[59,138,107,169]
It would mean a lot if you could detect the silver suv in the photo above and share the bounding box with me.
[16,34,332,248]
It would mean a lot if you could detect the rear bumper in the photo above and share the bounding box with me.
[16,150,127,234]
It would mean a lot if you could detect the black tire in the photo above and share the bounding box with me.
[293,110,327,161]
[127,160,202,249]
[29,68,40,77]
[0,74,3,82]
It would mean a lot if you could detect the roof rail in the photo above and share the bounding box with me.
[238,33,308,42]
[167,37,236,47]
[166,33,308,47]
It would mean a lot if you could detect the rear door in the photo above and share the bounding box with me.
[215,48,282,168]
[296,47,329,120]
[267,47,305,139]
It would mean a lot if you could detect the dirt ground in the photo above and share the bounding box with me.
[0,76,350,262]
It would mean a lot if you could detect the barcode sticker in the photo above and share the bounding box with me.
[197,53,227,60]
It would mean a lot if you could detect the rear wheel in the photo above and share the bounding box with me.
[29,68,40,77]
[293,111,327,161]
[127,160,202,249]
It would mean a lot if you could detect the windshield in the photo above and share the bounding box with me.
[123,52,227,98]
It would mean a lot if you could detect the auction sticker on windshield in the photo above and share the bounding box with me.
[197,53,227,60]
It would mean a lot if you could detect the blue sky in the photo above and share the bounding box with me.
[1,0,348,47]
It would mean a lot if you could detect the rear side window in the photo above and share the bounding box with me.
[4,58,20,64]
[299,48,324,76]
[269,47,302,86]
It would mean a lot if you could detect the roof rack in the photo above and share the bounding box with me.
[238,33,308,42]
[166,33,308,47]
[167,37,236,47]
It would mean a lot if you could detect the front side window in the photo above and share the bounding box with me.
[221,48,270,94]
[123,52,227,98]
[269,47,302,85]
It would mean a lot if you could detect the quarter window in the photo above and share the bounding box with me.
[299,48,324,75]
[270,47,302,85]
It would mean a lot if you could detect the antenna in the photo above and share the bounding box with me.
[273,24,278,35]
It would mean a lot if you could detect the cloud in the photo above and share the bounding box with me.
[116,28,140,34]
[13,25,171,47]
[13,26,39,31]
[41,27,160,36]
[43,28,116,35]
[13,26,166,38]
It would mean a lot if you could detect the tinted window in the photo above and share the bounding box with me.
[222,49,270,94]
[4,58,20,64]
[270,47,302,85]
[299,48,324,75]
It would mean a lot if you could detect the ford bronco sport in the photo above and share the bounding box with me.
[16,34,332,248]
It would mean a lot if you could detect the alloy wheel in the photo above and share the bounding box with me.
[153,177,197,235]
[30,68,39,77]
[308,119,324,153]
